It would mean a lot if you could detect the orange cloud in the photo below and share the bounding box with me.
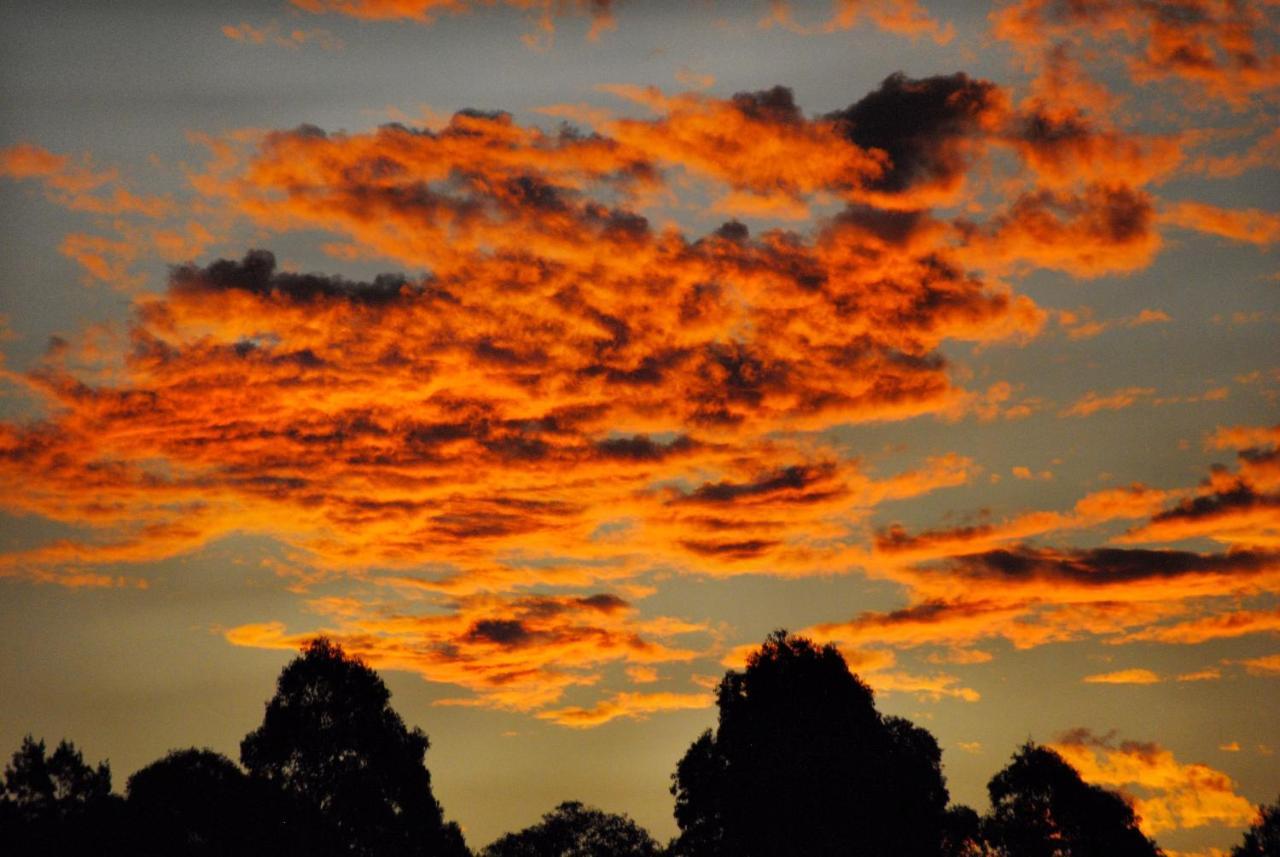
[0,143,172,218]
[536,689,711,727]
[1236,653,1280,676]
[1162,202,1280,247]
[289,0,616,46]
[804,435,1280,658]
[1176,668,1221,682]
[1208,425,1280,451]
[1119,607,1280,645]
[222,20,344,51]
[1083,668,1162,685]
[762,0,953,44]
[226,590,706,713]
[992,0,1280,106]
[1194,127,1280,179]
[865,669,979,702]
[1057,306,1171,341]
[3,56,1276,721]
[1051,729,1260,835]
[1060,386,1156,418]
[957,184,1162,278]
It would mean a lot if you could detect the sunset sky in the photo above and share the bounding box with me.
[1,0,1278,853]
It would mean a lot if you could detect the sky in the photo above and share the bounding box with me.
[0,0,1278,853]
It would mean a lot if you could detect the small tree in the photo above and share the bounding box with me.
[1231,794,1280,857]
[669,630,953,857]
[240,637,469,857]
[480,801,661,857]
[984,742,1162,857]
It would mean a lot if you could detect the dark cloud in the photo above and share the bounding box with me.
[173,250,412,305]
[945,546,1277,585]
[678,463,840,505]
[730,85,803,124]
[828,72,1001,195]
[594,434,698,461]
[467,618,536,647]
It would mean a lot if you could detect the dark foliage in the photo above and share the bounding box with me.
[984,742,1163,857]
[0,735,125,856]
[1232,794,1280,857]
[4,633,1270,857]
[125,747,302,857]
[240,637,469,857]
[669,630,953,857]
[480,801,660,857]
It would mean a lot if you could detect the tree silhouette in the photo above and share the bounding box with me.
[669,630,954,857]
[0,735,125,856]
[479,801,661,857]
[240,637,470,857]
[984,742,1162,857]
[126,747,296,857]
[1231,794,1279,857]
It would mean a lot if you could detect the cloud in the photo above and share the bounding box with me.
[1057,306,1170,341]
[1235,653,1280,676]
[536,689,711,727]
[958,185,1161,278]
[865,669,980,702]
[1176,668,1221,682]
[1209,425,1280,451]
[801,434,1280,660]
[289,0,616,47]
[762,0,954,44]
[0,143,172,218]
[222,20,344,51]
[1162,202,1280,247]
[1082,668,1162,685]
[991,0,1280,106]
[826,72,1004,207]
[1194,127,1280,179]
[4,42,1277,725]
[811,543,1280,652]
[1051,729,1260,835]
[1122,448,1280,548]
[1119,607,1280,645]
[1060,386,1156,418]
[226,590,705,712]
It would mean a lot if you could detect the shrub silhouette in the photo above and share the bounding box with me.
[480,800,660,857]
[984,742,1162,857]
[669,630,956,857]
[240,637,470,857]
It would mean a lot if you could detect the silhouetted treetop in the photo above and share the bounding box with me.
[1231,794,1279,857]
[126,748,287,857]
[3,736,111,812]
[1,736,124,856]
[985,742,1163,857]
[240,637,469,857]
[670,630,952,857]
[480,801,660,857]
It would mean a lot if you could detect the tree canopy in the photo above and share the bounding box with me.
[126,747,292,857]
[1231,794,1280,857]
[3,633,1274,857]
[669,630,954,857]
[984,742,1163,857]
[480,801,661,857]
[240,637,469,857]
[0,736,123,856]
